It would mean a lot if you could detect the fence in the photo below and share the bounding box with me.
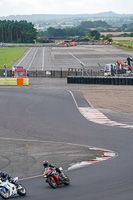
[27,69,81,78]
[0,69,103,78]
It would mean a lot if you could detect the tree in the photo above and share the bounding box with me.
[79,20,111,29]
[90,30,100,40]
[0,20,37,43]
[101,34,112,42]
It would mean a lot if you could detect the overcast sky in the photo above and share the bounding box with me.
[0,0,133,17]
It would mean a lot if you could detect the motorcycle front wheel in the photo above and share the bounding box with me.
[63,175,70,186]
[17,184,26,196]
[0,189,9,199]
[47,178,57,188]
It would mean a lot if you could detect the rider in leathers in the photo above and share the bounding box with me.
[0,171,14,183]
[43,161,66,181]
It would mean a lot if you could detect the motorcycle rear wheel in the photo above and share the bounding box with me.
[17,184,26,196]
[47,178,57,188]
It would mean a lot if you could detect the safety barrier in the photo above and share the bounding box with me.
[67,76,133,85]
[0,78,29,85]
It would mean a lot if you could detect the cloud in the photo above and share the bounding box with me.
[0,0,133,16]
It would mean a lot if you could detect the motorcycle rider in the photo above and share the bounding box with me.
[43,161,67,181]
[0,171,14,183]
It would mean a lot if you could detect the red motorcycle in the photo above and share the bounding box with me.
[43,167,70,188]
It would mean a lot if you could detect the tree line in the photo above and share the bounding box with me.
[38,21,109,39]
[0,20,37,43]
[121,23,133,32]
[79,20,111,29]
[38,27,100,41]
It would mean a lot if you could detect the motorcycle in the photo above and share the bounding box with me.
[43,167,70,188]
[0,177,26,199]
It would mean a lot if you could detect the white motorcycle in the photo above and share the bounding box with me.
[0,177,26,199]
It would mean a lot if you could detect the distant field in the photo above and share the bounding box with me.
[0,47,28,69]
[101,32,131,36]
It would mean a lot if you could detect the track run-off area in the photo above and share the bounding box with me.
[1,45,133,199]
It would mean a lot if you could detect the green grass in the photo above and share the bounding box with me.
[113,41,133,51]
[0,47,28,69]
[118,40,133,46]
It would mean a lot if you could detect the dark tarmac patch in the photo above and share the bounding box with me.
[0,138,102,178]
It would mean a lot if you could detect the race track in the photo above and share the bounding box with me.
[13,45,133,71]
[1,45,133,199]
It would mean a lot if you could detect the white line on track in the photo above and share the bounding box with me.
[0,136,98,148]
[16,48,32,67]
[27,48,38,70]
[67,90,78,109]
[68,90,133,129]
[41,47,45,71]
[68,51,85,65]
[20,174,42,181]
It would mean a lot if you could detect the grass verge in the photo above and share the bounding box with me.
[112,42,133,51]
[0,47,28,69]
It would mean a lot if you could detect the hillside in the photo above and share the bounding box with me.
[1,12,133,29]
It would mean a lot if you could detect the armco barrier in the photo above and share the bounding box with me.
[0,78,29,85]
[67,76,133,85]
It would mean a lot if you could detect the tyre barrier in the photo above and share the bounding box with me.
[67,76,133,85]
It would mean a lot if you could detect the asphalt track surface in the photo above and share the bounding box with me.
[0,45,133,199]
[0,78,133,200]
[13,45,133,71]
